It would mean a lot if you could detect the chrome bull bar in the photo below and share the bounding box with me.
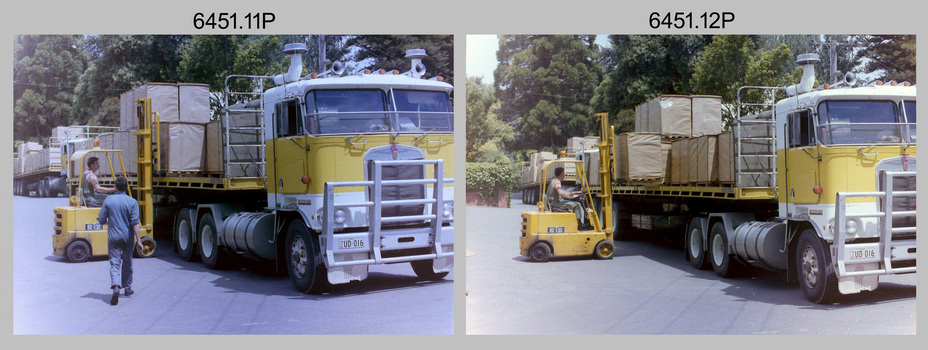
[834,171,916,278]
[321,159,453,268]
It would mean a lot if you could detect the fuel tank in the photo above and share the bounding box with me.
[219,212,277,260]
[732,221,788,270]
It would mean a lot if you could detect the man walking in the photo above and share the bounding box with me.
[97,176,142,305]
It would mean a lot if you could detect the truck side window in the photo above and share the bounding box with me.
[276,99,303,137]
[788,110,814,147]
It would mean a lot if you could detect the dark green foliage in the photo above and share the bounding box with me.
[855,35,916,83]
[13,35,88,143]
[347,35,453,84]
[466,160,521,207]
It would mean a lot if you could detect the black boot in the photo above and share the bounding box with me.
[110,286,120,305]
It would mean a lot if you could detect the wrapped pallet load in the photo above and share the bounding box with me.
[635,102,649,132]
[160,123,206,172]
[689,135,719,184]
[565,136,599,156]
[116,130,138,174]
[615,132,663,183]
[178,83,211,124]
[122,83,179,130]
[585,150,601,186]
[691,95,723,137]
[647,95,691,137]
[718,131,733,184]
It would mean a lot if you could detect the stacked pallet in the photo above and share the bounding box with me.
[565,136,600,157]
[118,83,212,173]
[621,95,725,185]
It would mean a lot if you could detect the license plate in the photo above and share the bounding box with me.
[849,248,877,260]
[338,238,365,250]
[85,223,103,230]
[547,227,565,233]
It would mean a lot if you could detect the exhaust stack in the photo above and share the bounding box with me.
[273,43,308,85]
[785,53,820,96]
[405,49,427,79]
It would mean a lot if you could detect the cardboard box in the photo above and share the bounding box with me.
[691,95,723,137]
[718,131,733,184]
[635,102,650,132]
[566,136,599,156]
[585,150,601,186]
[206,120,264,176]
[661,140,672,184]
[690,135,719,183]
[647,95,692,137]
[178,83,211,124]
[615,133,663,182]
[160,123,206,172]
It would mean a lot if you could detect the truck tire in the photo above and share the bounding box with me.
[796,230,838,304]
[66,240,91,263]
[285,219,329,294]
[686,217,708,270]
[198,213,226,269]
[708,221,741,278]
[174,209,197,261]
[529,241,551,262]
[411,260,450,280]
[594,240,614,259]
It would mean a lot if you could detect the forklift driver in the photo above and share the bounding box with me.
[548,167,592,230]
[82,156,117,207]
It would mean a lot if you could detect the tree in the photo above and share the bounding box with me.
[692,36,801,122]
[591,35,710,118]
[347,35,453,84]
[494,35,602,152]
[14,35,88,143]
[856,35,916,83]
[465,76,512,162]
[74,35,187,126]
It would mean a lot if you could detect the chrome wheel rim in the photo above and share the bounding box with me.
[801,246,818,288]
[290,235,308,278]
[711,234,724,266]
[178,219,191,251]
[200,225,213,258]
[689,227,702,259]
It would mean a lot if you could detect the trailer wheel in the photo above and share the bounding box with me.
[174,209,197,261]
[66,240,90,263]
[38,179,47,198]
[411,260,450,280]
[797,230,838,304]
[285,220,329,294]
[198,213,226,269]
[686,218,708,270]
[594,240,614,259]
[709,222,741,278]
[529,242,551,262]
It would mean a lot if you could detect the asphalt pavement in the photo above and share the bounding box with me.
[465,199,917,335]
[12,195,453,335]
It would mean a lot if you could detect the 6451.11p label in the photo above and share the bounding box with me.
[193,12,276,30]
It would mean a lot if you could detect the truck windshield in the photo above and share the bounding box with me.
[817,100,909,145]
[390,90,454,132]
[305,89,452,135]
[306,90,390,134]
[902,100,916,143]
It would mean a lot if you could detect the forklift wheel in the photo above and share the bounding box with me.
[136,236,157,258]
[529,242,551,262]
[594,240,614,259]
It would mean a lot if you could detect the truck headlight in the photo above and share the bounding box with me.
[334,208,348,224]
[442,201,453,218]
[829,218,861,235]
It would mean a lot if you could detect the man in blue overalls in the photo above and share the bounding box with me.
[97,176,142,305]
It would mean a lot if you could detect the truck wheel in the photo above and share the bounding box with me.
[198,213,226,269]
[285,220,329,294]
[594,240,614,259]
[411,260,450,280]
[709,222,741,278]
[174,209,197,261]
[529,242,551,262]
[66,240,90,263]
[796,230,838,304]
[686,218,708,270]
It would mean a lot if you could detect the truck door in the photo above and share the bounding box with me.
[269,98,308,207]
[785,109,821,211]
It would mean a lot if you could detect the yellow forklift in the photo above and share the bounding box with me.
[52,99,159,263]
[520,113,615,262]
